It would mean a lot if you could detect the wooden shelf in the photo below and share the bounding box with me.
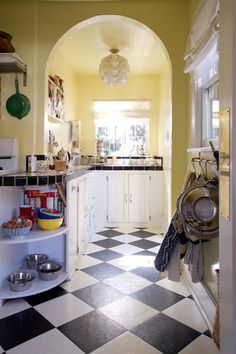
[0,53,27,86]
[48,114,65,124]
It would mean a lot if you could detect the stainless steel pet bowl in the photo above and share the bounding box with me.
[37,261,62,281]
[25,254,48,269]
[8,271,34,292]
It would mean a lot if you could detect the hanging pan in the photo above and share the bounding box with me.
[6,77,31,119]
[177,180,219,239]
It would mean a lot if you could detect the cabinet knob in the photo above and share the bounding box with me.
[72,185,76,192]
[129,193,132,203]
[124,193,128,203]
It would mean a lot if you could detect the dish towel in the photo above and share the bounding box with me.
[154,215,185,272]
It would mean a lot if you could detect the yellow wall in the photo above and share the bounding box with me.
[76,74,160,155]
[0,0,188,207]
[46,47,79,155]
[158,61,172,224]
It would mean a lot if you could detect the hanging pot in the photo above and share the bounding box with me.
[6,78,31,119]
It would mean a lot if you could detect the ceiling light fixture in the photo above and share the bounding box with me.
[99,48,130,87]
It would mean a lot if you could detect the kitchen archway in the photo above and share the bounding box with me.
[45,15,172,228]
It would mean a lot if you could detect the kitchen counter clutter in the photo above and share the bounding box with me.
[0,159,163,304]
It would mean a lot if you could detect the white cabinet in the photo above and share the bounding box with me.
[107,173,128,222]
[107,173,150,223]
[95,171,163,228]
[66,171,95,275]
[67,179,79,275]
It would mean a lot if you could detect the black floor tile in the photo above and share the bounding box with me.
[24,286,68,306]
[131,313,201,354]
[129,230,157,238]
[204,329,212,338]
[130,266,162,282]
[131,284,184,311]
[82,263,124,281]
[58,310,126,353]
[132,250,157,257]
[0,308,54,351]
[130,239,159,249]
[89,249,123,261]
[73,282,124,309]
[96,230,124,237]
[93,238,123,248]
[188,295,194,300]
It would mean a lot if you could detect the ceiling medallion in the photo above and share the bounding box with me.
[99,48,130,87]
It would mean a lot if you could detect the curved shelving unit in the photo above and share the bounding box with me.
[0,226,68,244]
[0,264,68,300]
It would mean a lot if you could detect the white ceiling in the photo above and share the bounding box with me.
[55,17,168,75]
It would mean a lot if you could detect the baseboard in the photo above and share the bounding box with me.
[182,264,216,333]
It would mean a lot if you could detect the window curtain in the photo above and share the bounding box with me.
[184,0,220,73]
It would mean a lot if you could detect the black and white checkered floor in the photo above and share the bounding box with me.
[0,227,218,354]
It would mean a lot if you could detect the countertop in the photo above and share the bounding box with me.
[0,163,163,187]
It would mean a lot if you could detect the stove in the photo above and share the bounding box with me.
[0,138,19,175]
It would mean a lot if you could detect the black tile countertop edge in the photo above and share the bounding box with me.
[0,165,162,187]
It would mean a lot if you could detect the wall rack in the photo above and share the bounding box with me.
[0,53,27,86]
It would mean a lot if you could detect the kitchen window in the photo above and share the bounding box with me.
[192,44,219,148]
[94,100,151,156]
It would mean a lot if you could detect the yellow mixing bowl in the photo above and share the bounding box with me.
[37,217,63,230]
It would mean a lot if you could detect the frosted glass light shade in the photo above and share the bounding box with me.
[99,49,130,87]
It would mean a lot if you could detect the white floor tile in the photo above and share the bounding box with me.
[0,346,4,353]
[111,244,143,255]
[35,293,93,327]
[178,334,219,354]
[149,245,161,254]
[163,298,208,333]
[115,227,140,234]
[7,328,85,354]
[156,276,191,297]
[104,272,151,294]
[99,296,158,329]
[91,331,162,354]
[60,270,98,292]
[76,255,103,269]
[146,228,163,235]
[0,298,31,319]
[86,243,105,254]
[90,234,107,242]
[113,234,142,243]
[145,235,164,244]
[108,254,156,271]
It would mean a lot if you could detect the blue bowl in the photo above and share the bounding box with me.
[37,208,62,220]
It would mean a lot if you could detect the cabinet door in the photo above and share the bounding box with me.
[149,172,163,227]
[107,173,128,222]
[67,180,79,273]
[94,172,108,227]
[128,174,150,222]
[77,178,86,254]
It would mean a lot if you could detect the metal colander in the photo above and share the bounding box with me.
[177,181,219,239]
[193,196,218,222]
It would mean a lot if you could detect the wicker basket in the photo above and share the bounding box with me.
[2,226,31,237]
[54,160,67,171]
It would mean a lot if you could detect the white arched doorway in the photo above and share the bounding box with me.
[45,15,172,226]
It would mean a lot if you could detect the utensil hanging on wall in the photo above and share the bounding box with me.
[6,76,31,119]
